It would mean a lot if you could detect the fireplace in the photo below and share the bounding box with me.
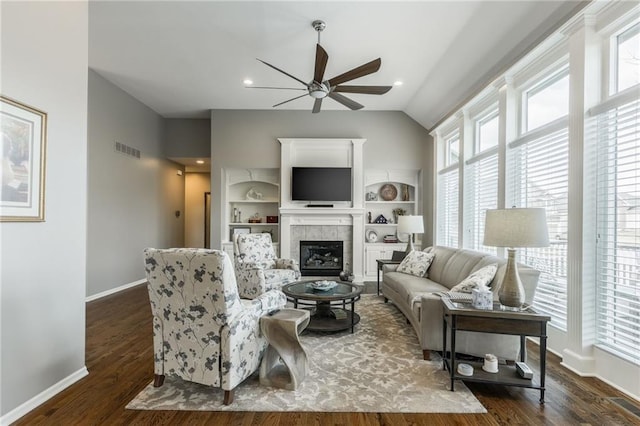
[299,240,343,276]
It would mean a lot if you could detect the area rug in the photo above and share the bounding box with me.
[126,294,486,413]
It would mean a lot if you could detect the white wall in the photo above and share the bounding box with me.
[86,70,185,298]
[185,173,211,248]
[0,1,88,420]
[210,110,433,249]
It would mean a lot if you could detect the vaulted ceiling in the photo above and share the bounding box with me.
[89,1,585,131]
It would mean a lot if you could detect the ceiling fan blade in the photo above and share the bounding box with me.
[327,58,382,87]
[272,93,309,108]
[328,92,364,110]
[312,98,323,114]
[246,86,307,91]
[257,59,309,87]
[333,85,392,95]
[314,44,329,83]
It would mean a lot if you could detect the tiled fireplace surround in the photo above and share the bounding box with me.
[292,225,353,275]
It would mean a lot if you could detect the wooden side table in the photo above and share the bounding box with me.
[441,297,551,403]
[259,308,310,390]
[376,259,401,295]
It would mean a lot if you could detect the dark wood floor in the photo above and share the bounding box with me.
[13,284,639,425]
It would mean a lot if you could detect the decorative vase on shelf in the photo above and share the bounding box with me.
[402,184,410,201]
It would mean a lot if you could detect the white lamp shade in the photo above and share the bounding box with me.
[483,208,549,248]
[397,215,424,234]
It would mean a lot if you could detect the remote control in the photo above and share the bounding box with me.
[515,362,533,379]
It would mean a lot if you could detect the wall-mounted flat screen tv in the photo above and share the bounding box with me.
[291,167,352,202]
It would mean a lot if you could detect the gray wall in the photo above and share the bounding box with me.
[1,2,88,419]
[87,70,185,297]
[165,118,211,158]
[210,110,433,248]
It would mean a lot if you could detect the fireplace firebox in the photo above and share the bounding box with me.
[299,240,343,276]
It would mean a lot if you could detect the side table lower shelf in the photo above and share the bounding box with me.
[443,359,541,389]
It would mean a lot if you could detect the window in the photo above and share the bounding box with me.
[523,67,570,132]
[446,134,460,166]
[510,65,570,329]
[476,110,499,153]
[464,152,498,253]
[437,167,459,248]
[612,22,640,94]
[465,108,499,253]
[508,124,569,329]
[593,96,640,364]
[438,131,460,248]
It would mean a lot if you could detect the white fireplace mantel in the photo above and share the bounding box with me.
[278,138,366,282]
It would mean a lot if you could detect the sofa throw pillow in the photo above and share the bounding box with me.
[449,263,498,293]
[396,250,435,277]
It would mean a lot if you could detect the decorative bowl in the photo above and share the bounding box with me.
[379,184,398,201]
[311,280,338,291]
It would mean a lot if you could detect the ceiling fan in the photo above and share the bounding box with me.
[250,20,392,113]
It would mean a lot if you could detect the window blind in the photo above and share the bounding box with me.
[438,166,459,247]
[464,149,498,253]
[592,96,640,364]
[507,126,569,329]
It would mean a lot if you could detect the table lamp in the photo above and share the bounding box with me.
[397,215,424,255]
[483,208,549,308]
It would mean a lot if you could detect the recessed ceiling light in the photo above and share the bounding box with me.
[243,79,253,86]
[394,81,403,86]
[196,160,205,164]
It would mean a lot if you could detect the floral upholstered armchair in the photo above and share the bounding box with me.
[143,248,286,405]
[233,233,301,299]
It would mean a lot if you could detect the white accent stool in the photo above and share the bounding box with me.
[259,308,310,390]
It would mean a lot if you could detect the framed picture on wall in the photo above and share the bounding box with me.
[231,226,251,241]
[1,96,47,222]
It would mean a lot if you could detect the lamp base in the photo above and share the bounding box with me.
[404,235,414,256]
[498,249,525,308]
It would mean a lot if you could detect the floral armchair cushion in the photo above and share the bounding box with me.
[144,248,286,394]
[233,233,301,299]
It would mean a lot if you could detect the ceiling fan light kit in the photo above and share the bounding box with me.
[252,19,392,113]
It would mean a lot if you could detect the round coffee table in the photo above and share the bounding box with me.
[282,281,363,333]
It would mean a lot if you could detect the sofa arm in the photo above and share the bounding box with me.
[382,264,399,273]
[419,293,447,352]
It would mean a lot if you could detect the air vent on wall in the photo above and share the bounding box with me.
[114,141,141,159]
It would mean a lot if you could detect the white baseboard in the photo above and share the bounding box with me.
[0,367,88,426]
[561,348,596,375]
[85,278,146,302]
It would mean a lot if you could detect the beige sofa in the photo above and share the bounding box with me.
[381,246,540,361]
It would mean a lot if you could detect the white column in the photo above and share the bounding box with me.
[280,214,292,260]
[351,211,365,282]
[351,139,366,209]
[561,14,599,374]
[278,138,294,208]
